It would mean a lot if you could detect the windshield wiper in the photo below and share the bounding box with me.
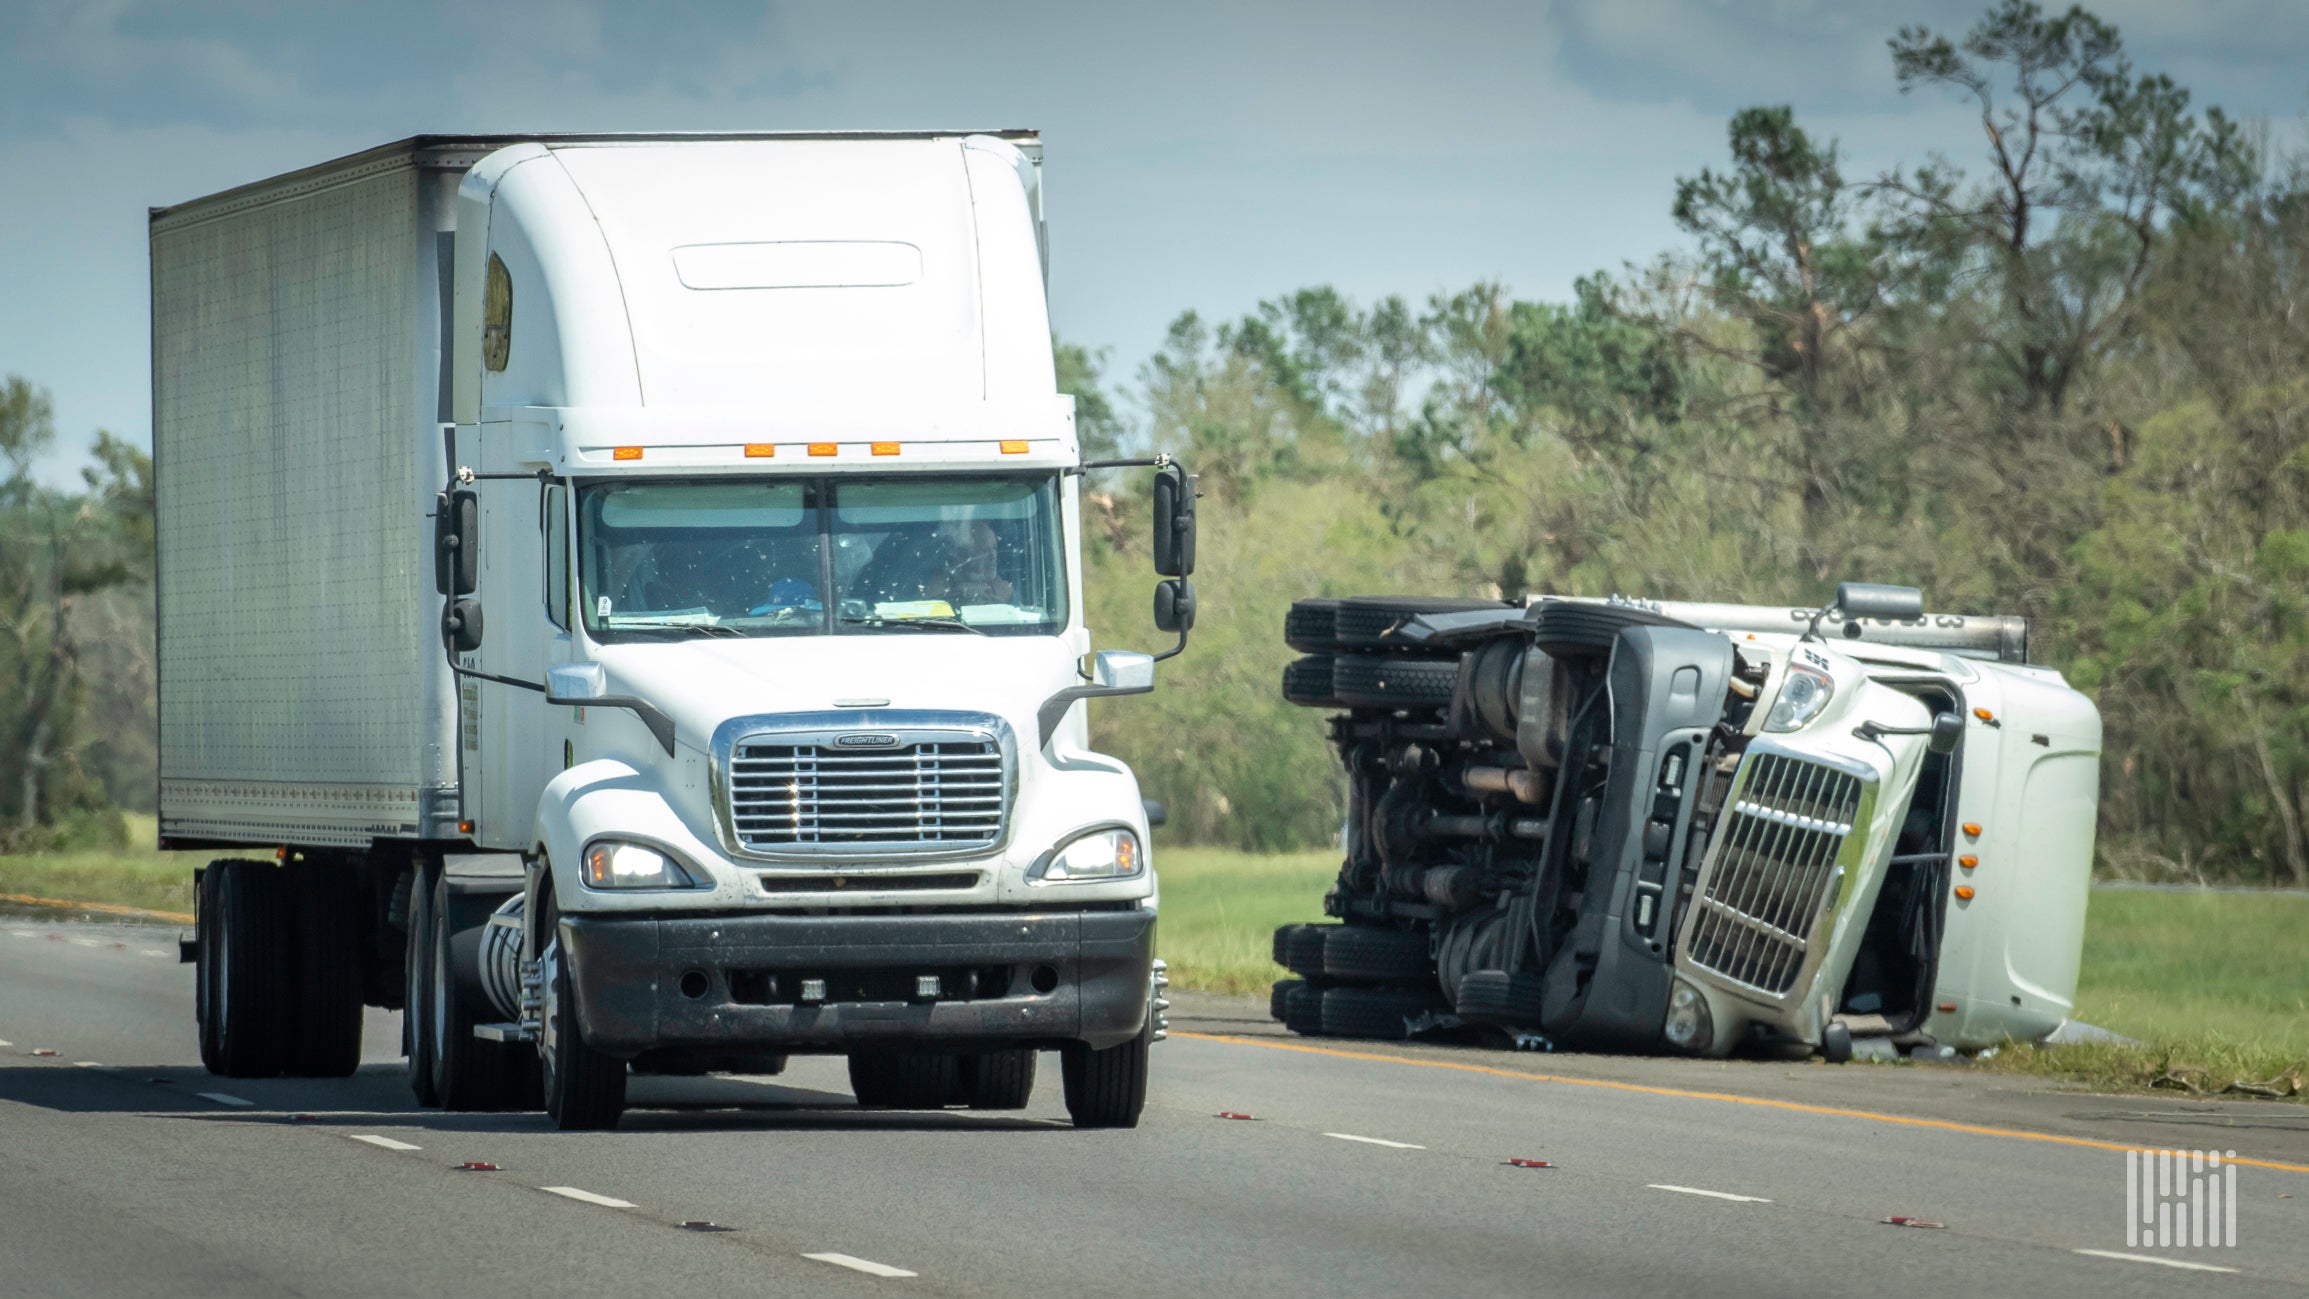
[607,619,746,637]
[840,614,987,636]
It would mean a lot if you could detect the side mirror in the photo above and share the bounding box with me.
[1092,649,1156,691]
[1152,464,1196,577]
[546,662,607,702]
[1153,579,1196,633]
[1928,710,1964,756]
[1835,581,1924,621]
[1142,798,1168,829]
[436,489,479,596]
[441,597,483,652]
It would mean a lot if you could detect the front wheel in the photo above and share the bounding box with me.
[538,895,625,1130]
[1061,1019,1150,1129]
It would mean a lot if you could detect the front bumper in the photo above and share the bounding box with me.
[559,907,1156,1057]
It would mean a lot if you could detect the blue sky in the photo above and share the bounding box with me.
[5,0,2304,481]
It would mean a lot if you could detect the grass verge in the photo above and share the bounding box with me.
[0,815,200,920]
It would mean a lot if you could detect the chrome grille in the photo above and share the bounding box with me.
[727,738,1006,853]
[1683,752,1864,997]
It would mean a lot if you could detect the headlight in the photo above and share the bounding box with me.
[1763,661,1835,732]
[1663,980,1714,1053]
[1034,827,1144,883]
[580,839,703,890]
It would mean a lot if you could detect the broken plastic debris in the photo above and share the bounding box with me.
[457,1161,500,1172]
[1882,1216,1946,1229]
[1215,1111,1257,1121]
[680,1221,733,1232]
[29,1049,56,1057]
[1505,1158,1555,1168]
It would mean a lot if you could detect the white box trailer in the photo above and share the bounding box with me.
[154,134,1195,1129]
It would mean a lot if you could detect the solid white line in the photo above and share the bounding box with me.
[1323,1132,1426,1150]
[539,1186,637,1209]
[72,1061,105,1068]
[348,1134,422,1152]
[2072,1249,2240,1274]
[195,1091,254,1107]
[803,1252,918,1278]
[1648,1184,1772,1203]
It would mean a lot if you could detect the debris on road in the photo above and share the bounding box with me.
[1215,1111,1257,1121]
[1504,1158,1554,1168]
[1882,1216,1946,1229]
[457,1161,501,1172]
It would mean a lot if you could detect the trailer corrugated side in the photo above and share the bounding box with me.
[152,140,471,848]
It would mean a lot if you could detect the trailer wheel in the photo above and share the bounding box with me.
[1528,603,1696,659]
[1318,986,1447,1041]
[955,1049,1037,1109]
[1281,655,1340,708]
[197,860,293,1078]
[1330,596,1514,652]
[848,1051,958,1109]
[1332,655,1460,709]
[1273,923,1332,978]
[539,893,625,1130]
[1321,926,1432,983]
[403,861,440,1106]
[1283,598,1342,653]
[1061,1017,1151,1129]
[285,867,364,1078]
[429,871,534,1110]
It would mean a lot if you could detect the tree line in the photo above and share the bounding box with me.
[5,2,2303,880]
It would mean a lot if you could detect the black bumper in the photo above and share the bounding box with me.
[559,907,1156,1057]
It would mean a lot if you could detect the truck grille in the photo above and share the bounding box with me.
[1682,752,1865,996]
[727,739,1007,854]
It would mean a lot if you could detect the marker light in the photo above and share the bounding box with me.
[1000,440,1029,455]
[1958,855,1979,869]
[1973,708,1994,722]
[1954,885,1976,901]
[612,446,642,461]
[744,444,775,458]
[808,442,837,457]
[1962,822,1983,837]
[871,442,900,456]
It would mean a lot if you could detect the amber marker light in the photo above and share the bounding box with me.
[871,441,900,456]
[1962,822,1983,837]
[612,446,643,461]
[1958,855,1979,869]
[808,442,838,457]
[1953,885,1976,901]
[744,444,775,458]
[1973,707,1994,721]
[1000,439,1029,454]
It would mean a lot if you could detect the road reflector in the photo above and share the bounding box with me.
[612,446,643,461]
[808,442,837,457]
[458,1161,501,1172]
[871,441,900,456]
[744,444,775,458]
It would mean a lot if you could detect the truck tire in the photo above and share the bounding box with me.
[956,1049,1036,1109]
[848,1050,958,1109]
[197,859,293,1078]
[1454,969,1547,1026]
[1284,598,1342,653]
[1273,923,1331,978]
[1061,1017,1151,1129]
[1281,655,1340,708]
[1270,978,1323,1035]
[1529,603,1695,659]
[1332,596,1512,652]
[539,894,626,1130]
[1332,655,1459,709]
[1319,986,1447,1040]
[285,867,364,1078]
[404,861,440,1106]
[1322,926,1431,983]
[430,871,533,1110]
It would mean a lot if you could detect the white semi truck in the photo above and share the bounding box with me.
[1272,589,2100,1060]
[153,133,1191,1129]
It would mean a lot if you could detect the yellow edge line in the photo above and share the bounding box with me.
[0,892,193,924]
[1173,1031,2309,1176]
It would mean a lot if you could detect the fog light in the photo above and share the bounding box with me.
[800,978,827,1003]
[915,975,942,1001]
[1662,981,1714,1054]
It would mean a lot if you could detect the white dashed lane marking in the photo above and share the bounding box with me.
[540,1186,637,1209]
[195,1092,253,1107]
[71,1061,106,1069]
[0,1039,11,1047]
[1648,1184,1772,1203]
[803,1252,918,1278]
[2072,1249,2240,1274]
[348,1135,422,1151]
[1323,1132,1426,1150]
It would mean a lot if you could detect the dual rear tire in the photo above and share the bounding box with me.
[195,858,364,1079]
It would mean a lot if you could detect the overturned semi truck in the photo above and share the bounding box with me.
[1270,586,2100,1060]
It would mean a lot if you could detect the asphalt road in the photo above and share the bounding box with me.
[4,911,2305,1298]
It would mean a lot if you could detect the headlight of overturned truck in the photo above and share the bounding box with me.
[580,839,706,890]
[1031,826,1144,883]
[1764,661,1835,732]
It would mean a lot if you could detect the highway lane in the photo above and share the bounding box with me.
[4,913,2305,1298]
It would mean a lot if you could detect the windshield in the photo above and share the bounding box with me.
[576,475,1068,640]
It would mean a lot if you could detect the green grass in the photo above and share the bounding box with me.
[1154,845,1336,995]
[0,814,200,918]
